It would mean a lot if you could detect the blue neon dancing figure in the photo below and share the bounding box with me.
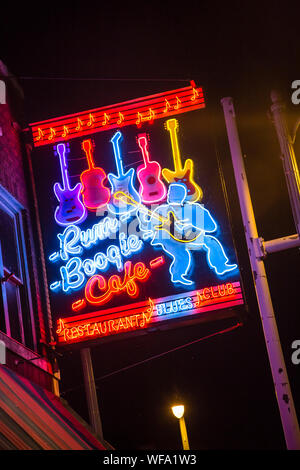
[137,183,237,286]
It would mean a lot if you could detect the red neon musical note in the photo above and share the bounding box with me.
[87,113,95,127]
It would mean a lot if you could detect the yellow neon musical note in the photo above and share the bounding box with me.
[191,88,199,101]
[174,96,181,110]
[136,112,143,126]
[148,108,155,121]
[117,112,125,125]
[102,113,110,126]
[75,118,83,131]
[36,128,44,141]
[163,99,171,113]
[48,128,56,140]
[62,126,69,138]
[87,113,95,127]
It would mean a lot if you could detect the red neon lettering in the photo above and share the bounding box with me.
[202,287,211,300]
[149,256,165,269]
[226,282,235,295]
[85,261,150,306]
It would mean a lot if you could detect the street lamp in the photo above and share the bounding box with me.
[171,404,190,450]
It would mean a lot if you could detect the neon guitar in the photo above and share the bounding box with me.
[80,139,110,211]
[137,133,167,204]
[53,143,87,226]
[162,119,203,202]
[108,131,141,215]
[114,191,204,243]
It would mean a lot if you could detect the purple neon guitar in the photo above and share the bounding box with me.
[53,143,87,226]
[137,133,167,204]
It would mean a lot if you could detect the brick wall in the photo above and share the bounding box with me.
[0,104,29,207]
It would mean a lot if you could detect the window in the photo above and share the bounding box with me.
[0,184,36,350]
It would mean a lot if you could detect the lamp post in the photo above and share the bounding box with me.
[171,405,190,450]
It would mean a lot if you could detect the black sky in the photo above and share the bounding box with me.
[1,1,300,450]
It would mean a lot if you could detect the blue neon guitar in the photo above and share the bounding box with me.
[107,131,141,215]
[53,143,87,226]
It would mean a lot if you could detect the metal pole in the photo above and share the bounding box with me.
[179,417,190,450]
[221,97,300,450]
[80,347,103,440]
[270,90,300,236]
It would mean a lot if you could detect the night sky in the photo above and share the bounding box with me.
[2,1,300,450]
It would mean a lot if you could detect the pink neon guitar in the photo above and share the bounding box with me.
[137,133,167,204]
[80,139,111,211]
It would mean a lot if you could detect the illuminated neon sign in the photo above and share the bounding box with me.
[30,82,245,348]
[53,143,87,226]
[56,282,243,344]
[30,85,205,147]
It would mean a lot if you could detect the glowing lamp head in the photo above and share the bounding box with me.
[171,405,185,419]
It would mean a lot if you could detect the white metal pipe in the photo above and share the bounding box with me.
[263,234,300,254]
[221,97,300,450]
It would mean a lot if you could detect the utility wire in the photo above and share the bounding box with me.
[60,322,242,396]
[1,75,191,83]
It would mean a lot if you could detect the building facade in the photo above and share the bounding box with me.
[0,62,109,450]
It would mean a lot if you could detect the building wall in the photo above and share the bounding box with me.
[0,75,56,393]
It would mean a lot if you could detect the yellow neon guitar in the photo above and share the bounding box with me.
[114,191,202,243]
[162,119,202,202]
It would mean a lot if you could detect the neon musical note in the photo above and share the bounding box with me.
[148,108,155,122]
[191,88,199,101]
[136,109,155,127]
[62,126,69,138]
[174,96,181,110]
[136,112,143,126]
[102,113,110,126]
[117,112,125,125]
[87,113,95,127]
[163,99,171,113]
[75,118,84,131]
[37,128,44,141]
[48,128,56,141]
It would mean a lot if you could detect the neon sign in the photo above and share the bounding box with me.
[162,119,203,203]
[137,133,167,204]
[30,85,205,147]
[56,282,243,344]
[53,143,87,226]
[30,82,245,348]
[80,139,110,211]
